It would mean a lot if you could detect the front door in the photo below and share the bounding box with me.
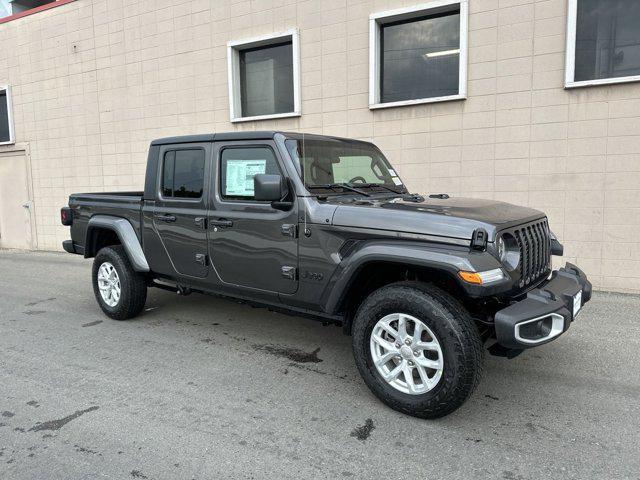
[0,148,34,249]
[209,141,298,294]
[153,143,211,278]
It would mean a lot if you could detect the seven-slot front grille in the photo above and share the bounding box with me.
[512,219,551,288]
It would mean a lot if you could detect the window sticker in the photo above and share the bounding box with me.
[392,177,403,186]
[388,169,396,176]
[225,159,266,196]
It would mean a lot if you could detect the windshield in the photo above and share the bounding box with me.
[284,138,406,194]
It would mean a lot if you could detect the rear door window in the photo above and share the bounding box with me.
[161,149,205,199]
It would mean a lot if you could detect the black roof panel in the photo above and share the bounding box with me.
[150,131,375,146]
[150,134,216,145]
[151,131,278,146]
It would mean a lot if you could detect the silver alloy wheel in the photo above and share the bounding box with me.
[97,261,121,307]
[370,313,444,395]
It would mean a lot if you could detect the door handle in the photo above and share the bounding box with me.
[210,218,233,228]
[155,215,177,223]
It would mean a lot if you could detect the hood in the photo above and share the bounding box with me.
[330,196,545,240]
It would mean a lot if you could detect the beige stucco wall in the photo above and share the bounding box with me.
[0,0,639,293]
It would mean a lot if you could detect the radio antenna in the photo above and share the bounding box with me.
[302,132,307,233]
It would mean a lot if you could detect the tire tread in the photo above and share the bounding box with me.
[92,245,147,320]
[352,281,484,419]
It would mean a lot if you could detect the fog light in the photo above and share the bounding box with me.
[514,313,564,345]
[518,317,552,340]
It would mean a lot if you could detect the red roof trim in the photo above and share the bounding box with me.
[0,0,77,25]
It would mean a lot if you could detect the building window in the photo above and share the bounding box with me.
[369,1,468,109]
[566,0,640,88]
[161,149,205,199]
[0,1,10,18]
[227,29,301,123]
[0,86,15,145]
[220,147,281,200]
[0,0,76,23]
[5,0,58,16]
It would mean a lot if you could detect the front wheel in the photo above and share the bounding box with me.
[352,282,484,419]
[92,245,147,320]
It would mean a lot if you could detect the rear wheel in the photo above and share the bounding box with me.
[352,281,483,419]
[92,245,147,320]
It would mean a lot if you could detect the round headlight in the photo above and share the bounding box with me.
[497,236,506,262]
[497,233,520,271]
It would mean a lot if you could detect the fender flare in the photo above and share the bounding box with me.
[86,215,150,272]
[322,240,502,316]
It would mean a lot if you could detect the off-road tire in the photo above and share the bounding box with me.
[352,281,484,419]
[92,245,147,320]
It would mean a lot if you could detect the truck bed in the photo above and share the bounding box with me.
[68,192,144,254]
[70,191,143,202]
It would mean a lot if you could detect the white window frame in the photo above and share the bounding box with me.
[369,0,468,110]
[565,0,640,88]
[227,28,301,123]
[0,84,15,146]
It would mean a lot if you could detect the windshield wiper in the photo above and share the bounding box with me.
[355,182,405,195]
[307,183,371,197]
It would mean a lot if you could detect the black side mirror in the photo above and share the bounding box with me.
[254,174,285,202]
[254,174,294,211]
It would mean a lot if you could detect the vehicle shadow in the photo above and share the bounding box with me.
[139,287,605,427]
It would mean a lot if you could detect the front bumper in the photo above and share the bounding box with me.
[494,263,592,349]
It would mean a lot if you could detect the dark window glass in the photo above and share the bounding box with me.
[239,41,294,117]
[380,10,460,103]
[575,0,640,82]
[0,90,10,143]
[173,150,204,198]
[220,147,280,200]
[161,151,175,197]
[161,149,204,199]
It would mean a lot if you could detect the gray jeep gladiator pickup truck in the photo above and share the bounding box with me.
[61,131,591,418]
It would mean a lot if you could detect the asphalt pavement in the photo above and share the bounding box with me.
[0,250,639,479]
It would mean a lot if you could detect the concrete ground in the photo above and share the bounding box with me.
[0,250,638,480]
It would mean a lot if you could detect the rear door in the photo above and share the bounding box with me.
[153,143,211,278]
[209,141,298,294]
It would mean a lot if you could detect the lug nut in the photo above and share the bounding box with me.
[395,342,401,348]
[408,361,414,367]
[413,351,419,356]
[404,339,411,345]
